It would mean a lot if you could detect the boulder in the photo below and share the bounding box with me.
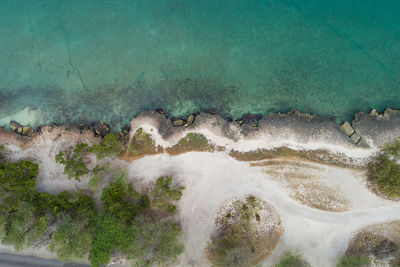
[9,120,21,132]
[184,114,195,127]
[22,126,34,137]
[172,119,184,126]
[350,132,361,144]
[94,121,110,136]
[340,121,355,136]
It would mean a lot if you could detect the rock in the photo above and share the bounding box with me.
[172,119,184,126]
[94,121,110,136]
[206,108,218,115]
[250,122,257,128]
[155,108,165,115]
[184,114,195,127]
[22,126,34,137]
[235,120,244,125]
[340,121,355,136]
[350,132,361,144]
[9,120,22,132]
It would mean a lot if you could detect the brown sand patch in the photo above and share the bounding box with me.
[251,159,322,170]
[166,133,215,156]
[118,128,163,162]
[206,196,283,266]
[259,160,349,212]
[290,182,349,212]
[230,147,361,169]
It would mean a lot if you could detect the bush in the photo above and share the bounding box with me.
[368,154,400,198]
[89,134,122,159]
[274,252,309,267]
[49,218,94,262]
[150,176,185,213]
[336,255,369,267]
[124,216,184,266]
[55,144,89,181]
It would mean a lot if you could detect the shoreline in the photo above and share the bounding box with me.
[1,108,400,157]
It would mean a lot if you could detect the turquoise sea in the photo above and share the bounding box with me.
[0,0,399,128]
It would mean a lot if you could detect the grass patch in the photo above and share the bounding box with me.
[166,133,214,155]
[119,128,163,162]
[274,252,310,267]
[336,255,369,267]
[368,140,400,199]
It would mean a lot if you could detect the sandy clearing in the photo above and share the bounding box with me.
[123,152,400,267]
[3,140,400,266]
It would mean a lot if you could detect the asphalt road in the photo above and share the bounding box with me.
[0,253,90,267]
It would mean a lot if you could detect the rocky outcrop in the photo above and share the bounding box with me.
[352,108,400,148]
[0,123,99,150]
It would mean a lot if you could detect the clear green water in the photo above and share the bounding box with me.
[0,0,399,128]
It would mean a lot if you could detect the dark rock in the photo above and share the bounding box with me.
[206,108,218,115]
[155,108,164,115]
[94,120,110,136]
[9,120,21,132]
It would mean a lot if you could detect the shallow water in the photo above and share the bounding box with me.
[0,0,399,128]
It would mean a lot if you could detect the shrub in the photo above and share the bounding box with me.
[49,218,94,262]
[336,255,369,267]
[89,134,122,159]
[368,154,400,198]
[274,252,309,267]
[124,216,184,266]
[89,213,128,267]
[55,143,89,181]
[150,176,185,213]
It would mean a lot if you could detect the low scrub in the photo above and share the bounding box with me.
[55,143,89,181]
[207,196,282,267]
[336,255,369,267]
[89,133,122,159]
[274,252,310,267]
[368,140,400,199]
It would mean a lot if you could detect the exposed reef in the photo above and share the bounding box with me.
[1,108,400,154]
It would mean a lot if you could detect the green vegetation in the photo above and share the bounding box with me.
[274,252,309,267]
[336,255,369,267]
[89,134,122,159]
[207,196,272,267]
[150,176,185,213]
[55,143,89,181]
[0,158,184,266]
[166,133,214,155]
[368,140,400,198]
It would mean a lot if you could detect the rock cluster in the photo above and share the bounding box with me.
[9,120,35,137]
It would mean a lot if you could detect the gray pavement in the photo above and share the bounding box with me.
[0,253,90,267]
